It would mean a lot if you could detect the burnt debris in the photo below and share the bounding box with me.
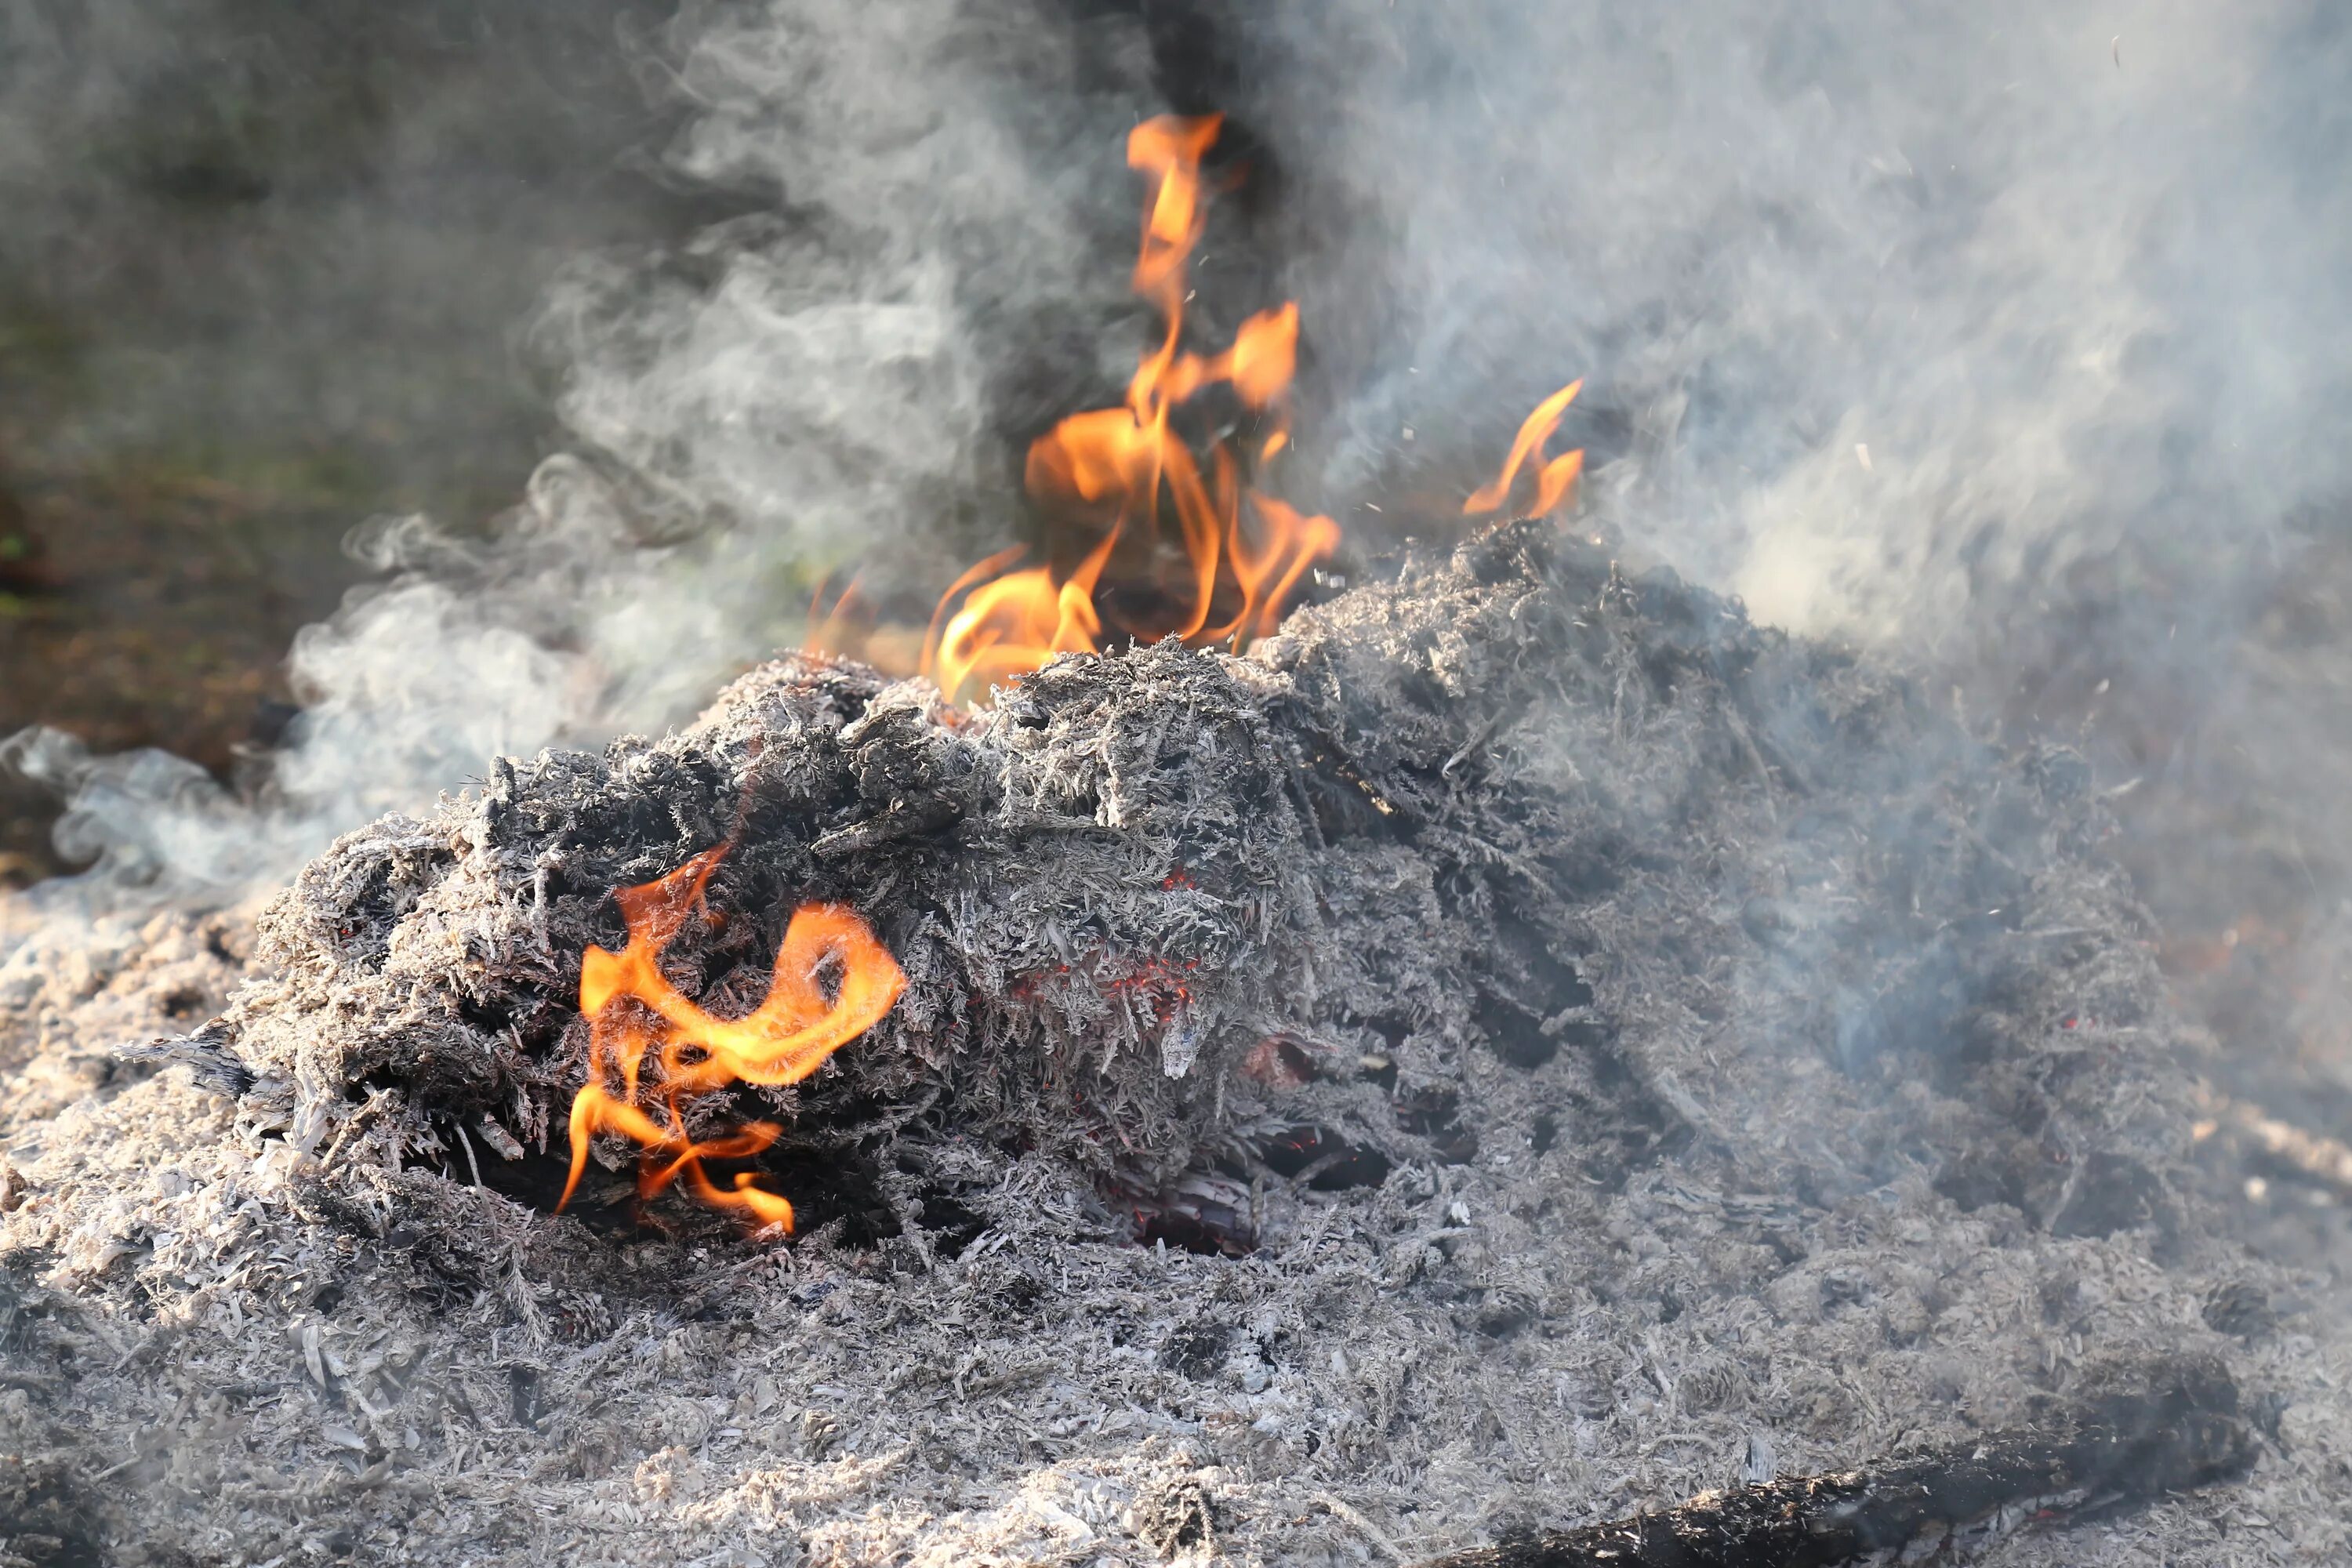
[183,518,2194,1245]
[1409,1360,2254,1568]
[3,516,2304,1565]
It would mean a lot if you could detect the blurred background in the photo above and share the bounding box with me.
[0,0,702,882]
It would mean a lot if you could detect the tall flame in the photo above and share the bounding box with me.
[805,119,1594,705]
[559,846,906,1232]
[920,114,1338,704]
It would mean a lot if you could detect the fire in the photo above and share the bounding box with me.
[1463,379,1587,519]
[558,846,906,1232]
[800,121,1596,705]
[919,114,1338,704]
[563,115,1600,1231]
[800,573,924,676]
[806,118,1591,704]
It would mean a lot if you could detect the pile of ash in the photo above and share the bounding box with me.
[0,521,2343,1566]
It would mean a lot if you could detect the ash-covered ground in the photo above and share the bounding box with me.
[2,524,2346,1566]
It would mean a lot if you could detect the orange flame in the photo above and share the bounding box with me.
[800,573,868,657]
[1464,379,1586,518]
[919,114,1338,704]
[803,114,1592,701]
[559,846,907,1232]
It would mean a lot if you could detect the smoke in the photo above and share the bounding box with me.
[1219,4,2352,653]
[11,0,2352,960]
[1192,0,2352,1079]
[540,0,1154,574]
[0,0,704,507]
[2,0,1166,913]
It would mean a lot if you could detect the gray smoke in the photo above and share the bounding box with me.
[1235,3,2352,651]
[2,0,1161,913]
[544,0,1150,563]
[11,0,2352,945]
[0,0,693,507]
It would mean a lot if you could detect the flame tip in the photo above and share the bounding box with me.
[1464,379,1591,518]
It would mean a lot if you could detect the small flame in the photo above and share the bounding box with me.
[800,573,869,658]
[801,574,924,674]
[559,846,907,1232]
[1464,379,1586,518]
[919,114,1338,704]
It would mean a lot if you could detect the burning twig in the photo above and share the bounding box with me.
[1407,1363,2253,1568]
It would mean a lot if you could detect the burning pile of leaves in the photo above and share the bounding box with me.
[1,110,2347,1568]
[0,515,2343,1566]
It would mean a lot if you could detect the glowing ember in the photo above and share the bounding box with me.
[559,846,906,1231]
[918,114,1338,704]
[1464,379,1587,519]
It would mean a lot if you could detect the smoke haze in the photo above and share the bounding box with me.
[9,0,2352,982]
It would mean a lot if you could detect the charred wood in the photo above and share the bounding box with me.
[1409,1363,2253,1568]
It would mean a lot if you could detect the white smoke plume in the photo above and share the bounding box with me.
[1227,3,2352,653]
[4,0,1160,914]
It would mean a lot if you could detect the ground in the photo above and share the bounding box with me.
[3,536,2349,1566]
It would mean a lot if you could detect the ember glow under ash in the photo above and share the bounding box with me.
[560,844,906,1232]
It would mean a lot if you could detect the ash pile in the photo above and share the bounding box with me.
[2,521,2343,1566]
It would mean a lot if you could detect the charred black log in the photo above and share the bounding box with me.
[1410,1362,2254,1568]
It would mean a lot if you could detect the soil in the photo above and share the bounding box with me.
[0,453,362,887]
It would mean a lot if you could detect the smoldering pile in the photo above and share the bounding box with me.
[206,521,1708,1238]
[182,519,2179,1241]
[1,521,2343,1566]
